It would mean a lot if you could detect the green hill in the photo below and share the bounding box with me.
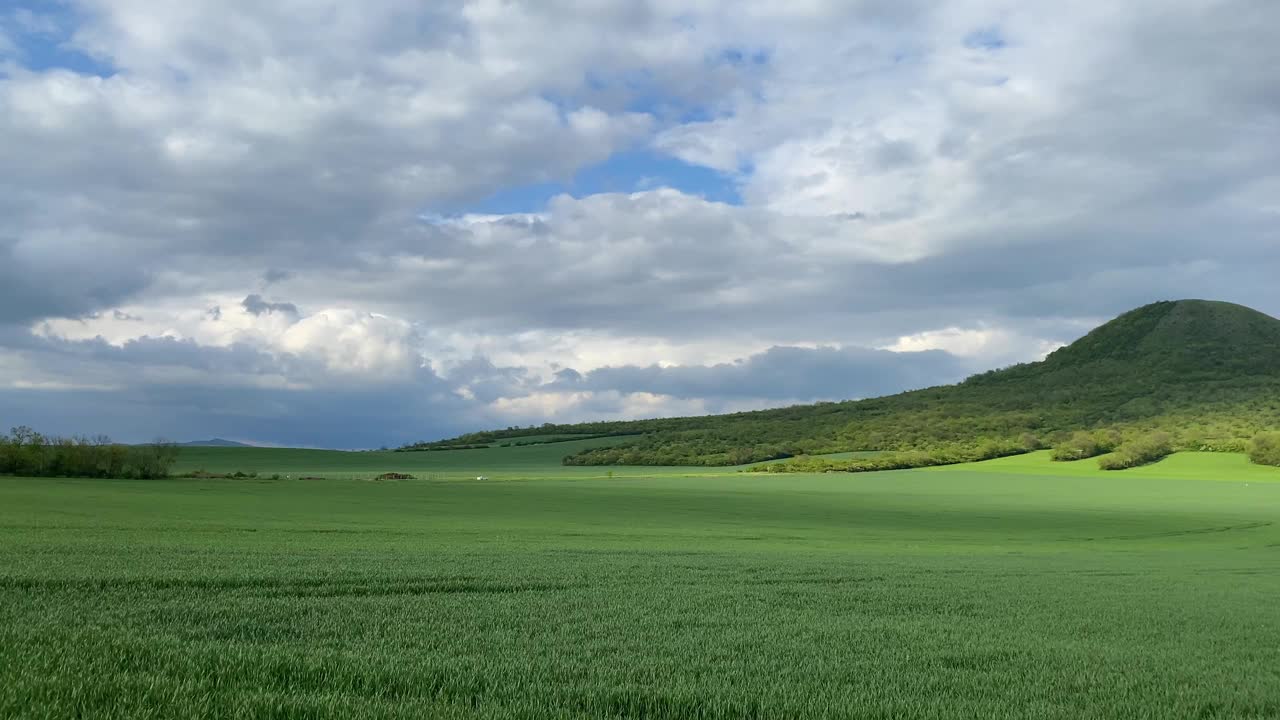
[407,300,1280,466]
[1036,299,1280,373]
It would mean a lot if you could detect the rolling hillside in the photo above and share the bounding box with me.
[407,300,1280,466]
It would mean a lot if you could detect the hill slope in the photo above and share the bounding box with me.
[408,300,1280,465]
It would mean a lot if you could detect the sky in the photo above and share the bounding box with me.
[1,0,1277,448]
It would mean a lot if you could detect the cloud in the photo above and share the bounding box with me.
[277,309,420,379]
[0,324,464,447]
[551,345,971,401]
[261,269,293,285]
[241,294,298,317]
[1,0,1278,445]
[1,305,978,446]
[0,233,151,325]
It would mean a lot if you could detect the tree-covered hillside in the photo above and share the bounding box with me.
[405,300,1280,466]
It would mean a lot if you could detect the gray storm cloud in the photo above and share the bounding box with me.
[241,295,299,317]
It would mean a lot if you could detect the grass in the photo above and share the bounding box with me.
[934,449,1280,482]
[172,437,657,480]
[2,448,1279,718]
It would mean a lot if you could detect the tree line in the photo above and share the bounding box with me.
[752,427,1280,474]
[0,427,179,479]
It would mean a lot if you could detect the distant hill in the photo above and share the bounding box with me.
[178,439,253,448]
[406,300,1280,465]
[1000,299,1280,378]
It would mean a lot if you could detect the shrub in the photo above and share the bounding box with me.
[749,436,1036,474]
[1247,432,1280,467]
[1051,430,1120,461]
[1188,437,1250,453]
[1098,432,1173,470]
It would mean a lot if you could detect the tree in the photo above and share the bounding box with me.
[132,439,180,479]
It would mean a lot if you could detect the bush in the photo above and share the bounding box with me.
[1051,430,1120,461]
[1247,432,1280,466]
[1189,437,1250,453]
[1098,432,1173,470]
[749,436,1036,474]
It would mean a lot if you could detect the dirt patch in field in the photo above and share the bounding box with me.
[373,472,414,481]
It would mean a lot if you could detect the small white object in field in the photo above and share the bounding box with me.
[476,475,489,481]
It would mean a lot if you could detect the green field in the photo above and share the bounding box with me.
[172,437,663,480]
[3,447,1280,718]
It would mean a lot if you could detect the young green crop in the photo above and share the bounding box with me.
[2,448,1279,719]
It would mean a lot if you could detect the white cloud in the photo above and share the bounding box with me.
[884,326,1060,363]
[487,390,774,428]
[278,310,419,379]
[2,0,1279,445]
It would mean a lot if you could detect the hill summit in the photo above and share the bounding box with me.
[178,439,253,448]
[1037,300,1280,376]
[408,300,1280,466]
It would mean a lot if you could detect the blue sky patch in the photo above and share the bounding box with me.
[464,149,742,215]
[2,3,115,77]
